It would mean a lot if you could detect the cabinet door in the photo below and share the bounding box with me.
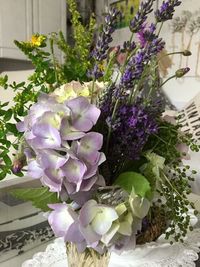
[0,0,33,60]
[33,0,66,61]
[33,0,66,35]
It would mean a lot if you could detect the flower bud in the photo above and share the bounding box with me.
[175,67,190,78]
[182,50,192,56]
[12,154,26,173]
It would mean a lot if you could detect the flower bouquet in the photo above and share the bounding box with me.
[4,0,200,266]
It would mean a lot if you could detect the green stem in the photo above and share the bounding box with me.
[158,51,184,62]
[161,171,187,202]
[106,33,135,153]
[0,118,5,125]
[105,98,119,154]
[157,22,164,36]
[104,55,115,82]
[90,78,95,104]
[159,75,176,89]
[50,38,58,86]
[152,133,168,145]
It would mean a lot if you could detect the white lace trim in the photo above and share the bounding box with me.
[22,228,200,267]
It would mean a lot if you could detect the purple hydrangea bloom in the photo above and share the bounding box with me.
[48,200,119,253]
[155,0,182,22]
[17,94,105,197]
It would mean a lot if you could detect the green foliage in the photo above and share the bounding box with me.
[0,75,8,89]
[140,152,165,189]
[114,171,151,198]
[52,0,96,82]
[11,187,60,211]
[0,0,96,180]
[145,120,183,163]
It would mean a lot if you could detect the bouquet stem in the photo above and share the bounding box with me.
[67,243,110,267]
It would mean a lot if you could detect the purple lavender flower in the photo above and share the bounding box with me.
[110,100,160,161]
[120,50,146,88]
[89,8,121,79]
[130,0,155,33]
[137,23,156,48]
[122,40,136,52]
[119,35,164,90]
[155,0,182,22]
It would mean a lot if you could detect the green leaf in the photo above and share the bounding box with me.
[0,171,7,180]
[6,123,18,136]
[4,109,12,121]
[0,149,9,157]
[3,154,12,166]
[11,187,60,211]
[114,171,151,198]
[0,102,9,107]
[140,152,166,189]
[0,139,11,148]
[0,110,6,116]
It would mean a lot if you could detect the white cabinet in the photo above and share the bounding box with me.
[0,0,66,60]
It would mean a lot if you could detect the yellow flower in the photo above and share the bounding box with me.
[30,34,46,47]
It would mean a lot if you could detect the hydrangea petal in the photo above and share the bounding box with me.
[77,132,103,164]
[31,123,61,149]
[48,203,77,237]
[61,158,86,183]
[66,97,101,131]
[42,168,63,192]
[27,160,43,179]
[39,149,68,169]
[65,221,84,243]
[60,118,85,141]
[79,199,97,226]
[80,224,101,245]
[91,207,118,235]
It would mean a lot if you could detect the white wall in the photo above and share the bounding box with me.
[160,0,200,109]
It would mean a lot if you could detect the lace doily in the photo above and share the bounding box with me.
[22,228,200,267]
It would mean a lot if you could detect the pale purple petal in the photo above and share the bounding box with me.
[65,221,84,243]
[60,118,85,141]
[66,97,101,131]
[66,96,89,114]
[79,199,97,226]
[72,116,95,132]
[83,105,101,126]
[31,123,61,149]
[27,160,43,179]
[80,175,98,191]
[79,224,101,245]
[61,158,86,183]
[38,149,68,169]
[16,121,25,132]
[76,241,87,253]
[42,168,64,192]
[63,179,76,195]
[83,164,98,179]
[77,132,103,164]
[48,203,77,237]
